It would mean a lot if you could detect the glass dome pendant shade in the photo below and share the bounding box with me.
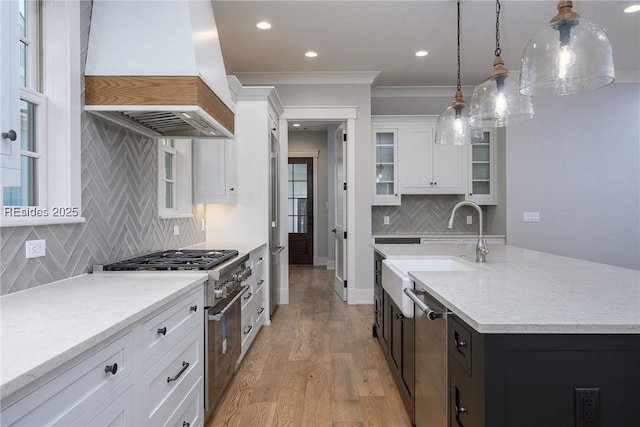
[435,89,471,146]
[519,0,615,96]
[435,0,471,146]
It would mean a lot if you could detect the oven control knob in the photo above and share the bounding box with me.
[214,288,224,298]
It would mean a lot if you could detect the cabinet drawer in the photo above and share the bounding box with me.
[241,281,254,311]
[142,287,203,363]
[143,327,203,426]
[449,317,472,375]
[166,377,203,427]
[70,382,133,427]
[2,331,133,426]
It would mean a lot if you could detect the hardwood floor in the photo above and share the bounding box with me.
[206,265,412,427]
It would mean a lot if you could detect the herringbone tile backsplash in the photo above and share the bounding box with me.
[372,195,487,235]
[0,2,205,295]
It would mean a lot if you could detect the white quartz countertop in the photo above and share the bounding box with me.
[374,244,640,334]
[0,272,208,399]
[183,240,267,257]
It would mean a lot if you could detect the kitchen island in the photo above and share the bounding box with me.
[373,243,640,427]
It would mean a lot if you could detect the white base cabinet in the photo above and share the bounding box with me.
[1,287,205,427]
[239,245,268,364]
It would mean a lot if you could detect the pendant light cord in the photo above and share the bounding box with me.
[456,0,461,92]
[495,0,501,57]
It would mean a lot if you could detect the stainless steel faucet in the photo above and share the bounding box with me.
[447,200,489,263]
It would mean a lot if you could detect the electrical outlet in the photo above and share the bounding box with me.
[25,239,46,258]
[173,225,180,236]
[522,212,540,222]
[575,387,600,427]
[466,215,473,225]
[383,216,390,225]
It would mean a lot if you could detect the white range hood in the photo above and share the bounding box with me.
[84,0,234,139]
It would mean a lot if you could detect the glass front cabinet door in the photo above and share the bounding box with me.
[373,128,400,206]
[467,129,497,205]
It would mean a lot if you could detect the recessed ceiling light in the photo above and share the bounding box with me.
[305,51,318,58]
[415,50,429,57]
[624,4,640,13]
[293,123,301,127]
[256,21,272,30]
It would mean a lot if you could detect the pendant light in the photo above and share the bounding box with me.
[434,0,471,146]
[519,1,614,96]
[470,0,534,128]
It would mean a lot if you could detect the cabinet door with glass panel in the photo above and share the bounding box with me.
[467,129,497,205]
[373,128,400,206]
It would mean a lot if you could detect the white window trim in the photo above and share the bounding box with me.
[0,0,83,227]
[157,139,193,219]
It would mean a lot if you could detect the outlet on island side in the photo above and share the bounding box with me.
[575,387,600,427]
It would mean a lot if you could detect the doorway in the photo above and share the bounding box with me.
[288,157,314,265]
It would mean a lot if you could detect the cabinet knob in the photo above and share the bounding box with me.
[434,182,437,186]
[1,130,17,141]
[375,310,380,315]
[456,339,467,349]
[229,187,235,191]
[183,422,190,427]
[190,305,198,312]
[429,182,433,186]
[104,363,118,375]
[157,327,167,336]
[469,193,473,196]
[455,405,468,415]
[394,313,404,320]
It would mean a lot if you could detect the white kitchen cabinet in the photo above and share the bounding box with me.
[372,127,401,206]
[396,118,466,195]
[466,129,498,205]
[1,287,205,427]
[239,245,268,364]
[193,139,237,204]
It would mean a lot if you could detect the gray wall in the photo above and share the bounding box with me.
[0,1,206,295]
[289,130,329,263]
[506,83,640,270]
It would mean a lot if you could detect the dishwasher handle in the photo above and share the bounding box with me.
[404,288,448,320]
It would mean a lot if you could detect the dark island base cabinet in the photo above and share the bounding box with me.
[448,315,640,427]
[373,251,415,424]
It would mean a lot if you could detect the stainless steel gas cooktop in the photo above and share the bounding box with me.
[103,249,239,271]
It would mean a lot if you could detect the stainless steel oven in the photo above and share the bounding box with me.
[100,249,251,423]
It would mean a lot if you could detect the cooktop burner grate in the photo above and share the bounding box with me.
[104,249,239,271]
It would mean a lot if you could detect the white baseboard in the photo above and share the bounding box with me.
[348,287,374,305]
[313,256,327,266]
[326,259,335,270]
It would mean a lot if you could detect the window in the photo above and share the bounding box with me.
[0,0,81,226]
[157,139,192,218]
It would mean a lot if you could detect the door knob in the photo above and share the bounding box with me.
[2,130,17,141]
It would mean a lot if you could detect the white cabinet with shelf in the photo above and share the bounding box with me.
[193,139,237,204]
[372,128,400,206]
[466,129,497,205]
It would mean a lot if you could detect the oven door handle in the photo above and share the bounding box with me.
[208,285,249,321]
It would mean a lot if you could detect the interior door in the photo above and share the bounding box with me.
[288,157,313,265]
[334,124,347,301]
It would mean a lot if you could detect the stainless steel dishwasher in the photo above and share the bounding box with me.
[405,286,449,427]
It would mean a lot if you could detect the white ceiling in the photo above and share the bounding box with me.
[212,0,640,88]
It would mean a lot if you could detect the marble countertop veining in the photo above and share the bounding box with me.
[374,244,640,334]
[0,271,208,400]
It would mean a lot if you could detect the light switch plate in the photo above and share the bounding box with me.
[26,239,46,258]
[383,216,390,225]
[523,212,540,222]
[173,226,180,236]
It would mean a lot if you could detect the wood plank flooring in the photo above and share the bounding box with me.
[206,265,412,427]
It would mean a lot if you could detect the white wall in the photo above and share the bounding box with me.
[506,83,640,270]
[289,131,329,264]
[274,83,373,301]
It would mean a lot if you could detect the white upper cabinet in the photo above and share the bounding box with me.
[372,127,400,206]
[466,129,498,205]
[192,139,237,204]
[398,124,465,195]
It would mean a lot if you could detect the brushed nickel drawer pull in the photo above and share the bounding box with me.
[167,361,189,383]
